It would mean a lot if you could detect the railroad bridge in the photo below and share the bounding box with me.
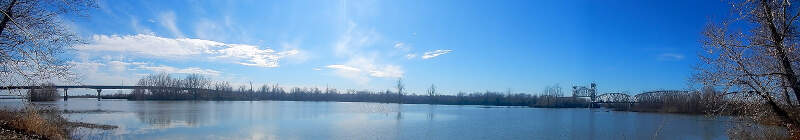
[572,83,691,107]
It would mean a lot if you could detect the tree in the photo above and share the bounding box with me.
[538,84,563,107]
[697,0,800,136]
[0,0,95,86]
[427,84,436,97]
[427,84,436,103]
[396,78,404,103]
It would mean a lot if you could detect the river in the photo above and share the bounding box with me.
[0,98,730,140]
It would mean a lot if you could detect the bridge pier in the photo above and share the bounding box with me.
[96,89,102,101]
[63,88,68,101]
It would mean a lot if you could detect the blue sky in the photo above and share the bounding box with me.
[66,0,730,95]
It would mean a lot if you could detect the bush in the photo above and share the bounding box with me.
[0,106,69,139]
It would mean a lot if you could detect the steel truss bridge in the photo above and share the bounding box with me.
[572,83,691,106]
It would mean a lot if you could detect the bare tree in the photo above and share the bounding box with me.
[537,84,563,107]
[427,84,436,103]
[0,0,95,86]
[697,0,800,136]
[397,78,404,103]
[427,84,436,97]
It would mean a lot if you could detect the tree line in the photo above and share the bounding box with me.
[108,73,590,108]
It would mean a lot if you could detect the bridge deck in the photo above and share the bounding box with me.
[0,85,148,89]
[0,85,200,90]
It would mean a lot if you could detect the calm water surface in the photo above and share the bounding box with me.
[1,98,730,140]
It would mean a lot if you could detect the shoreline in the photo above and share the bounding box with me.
[0,105,119,140]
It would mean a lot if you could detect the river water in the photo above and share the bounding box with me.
[1,98,730,140]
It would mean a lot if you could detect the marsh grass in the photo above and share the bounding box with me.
[0,105,70,140]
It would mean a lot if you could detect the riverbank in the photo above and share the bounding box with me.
[0,105,118,140]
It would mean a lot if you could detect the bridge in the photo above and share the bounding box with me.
[0,85,198,100]
[572,83,691,107]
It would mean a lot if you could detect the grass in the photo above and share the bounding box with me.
[0,105,70,140]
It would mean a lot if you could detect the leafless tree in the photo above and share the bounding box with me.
[427,84,436,103]
[427,84,436,97]
[697,0,800,136]
[397,78,404,103]
[537,84,563,107]
[0,0,95,87]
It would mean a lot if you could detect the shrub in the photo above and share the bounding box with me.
[0,106,69,140]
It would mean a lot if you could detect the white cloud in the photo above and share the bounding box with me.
[279,41,310,64]
[69,59,224,86]
[82,34,298,68]
[137,65,221,76]
[84,34,222,57]
[108,60,143,73]
[405,54,417,59]
[323,57,404,84]
[194,19,222,41]
[422,49,453,59]
[657,53,684,61]
[326,65,361,72]
[393,42,410,51]
[214,44,299,67]
[158,11,184,38]
[130,16,154,35]
[326,22,404,84]
[334,22,381,56]
[367,65,403,78]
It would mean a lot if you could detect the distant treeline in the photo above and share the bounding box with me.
[102,74,589,108]
[93,73,726,113]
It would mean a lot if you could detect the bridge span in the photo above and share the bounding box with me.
[0,85,198,100]
[572,83,692,107]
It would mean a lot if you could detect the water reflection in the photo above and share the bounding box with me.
[428,105,435,121]
[132,101,208,129]
[0,99,733,140]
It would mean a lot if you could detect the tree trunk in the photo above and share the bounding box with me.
[0,0,18,35]
[758,0,800,103]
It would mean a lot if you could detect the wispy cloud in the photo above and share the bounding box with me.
[326,22,404,84]
[326,65,361,72]
[214,44,299,68]
[422,49,453,59]
[323,56,404,84]
[137,65,221,76]
[657,53,684,61]
[82,34,299,68]
[405,54,417,59]
[325,64,402,78]
[333,22,381,57]
[69,58,223,85]
[366,65,403,78]
[393,42,411,52]
[158,11,184,38]
[129,16,154,35]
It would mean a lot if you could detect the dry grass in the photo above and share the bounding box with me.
[0,106,70,140]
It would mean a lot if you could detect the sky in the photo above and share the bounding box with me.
[63,0,732,95]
